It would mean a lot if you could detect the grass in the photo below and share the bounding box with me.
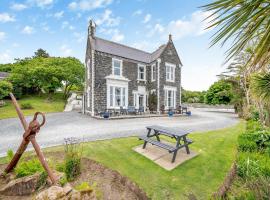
[0,122,244,199]
[47,122,244,199]
[0,93,65,119]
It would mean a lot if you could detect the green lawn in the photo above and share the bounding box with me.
[48,122,243,200]
[0,122,243,199]
[0,93,65,119]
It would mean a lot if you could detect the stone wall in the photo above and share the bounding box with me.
[88,40,182,113]
[159,41,181,109]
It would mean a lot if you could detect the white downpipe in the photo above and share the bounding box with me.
[157,58,161,113]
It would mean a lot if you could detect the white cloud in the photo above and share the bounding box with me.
[131,41,152,51]
[0,50,13,64]
[0,13,16,23]
[96,9,120,27]
[22,26,35,34]
[133,9,142,16]
[60,45,72,56]
[54,11,64,19]
[147,10,215,41]
[0,32,6,41]
[142,14,151,23]
[29,0,54,8]
[73,32,85,43]
[61,21,75,30]
[111,29,124,42]
[68,0,113,11]
[10,3,28,11]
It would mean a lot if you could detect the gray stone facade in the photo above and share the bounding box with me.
[83,21,183,116]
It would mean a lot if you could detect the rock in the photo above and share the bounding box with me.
[46,171,65,186]
[0,173,41,196]
[68,189,96,200]
[35,186,67,200]
[63,183,73,195]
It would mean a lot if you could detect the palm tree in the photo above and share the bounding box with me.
[202,0,270,67]
[251,72,270,124]
[251,72,270,100]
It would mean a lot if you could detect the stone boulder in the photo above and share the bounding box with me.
[35,184,96,200]
[0,173,41,196]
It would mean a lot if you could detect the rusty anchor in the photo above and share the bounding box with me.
[3,93,57,184]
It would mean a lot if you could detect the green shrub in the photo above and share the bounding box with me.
[20,102,33,109]
[55,162,65,172]
[237,152,270,179]
[15,158,44,178]
[246,120,263,133]
[59,175,68,186]
[0,80,12,100]
[238,135,258,152]
[6,149,14,163]
[74,182,93,192]
[64,138,82,181]
[36,171,48,189]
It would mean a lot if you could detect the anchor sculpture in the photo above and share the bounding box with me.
[3,93,57,184]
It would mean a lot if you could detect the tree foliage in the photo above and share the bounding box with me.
[205,80,233,105]
[0,80,13,100]
[182,89,205,103]
[202,0,270,67]
[34,48,50,58]
[251,73,270,100]
[8,56,84,98]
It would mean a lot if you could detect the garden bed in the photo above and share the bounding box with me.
[0,152,148,200]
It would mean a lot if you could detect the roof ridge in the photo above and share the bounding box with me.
[95,37,152,55]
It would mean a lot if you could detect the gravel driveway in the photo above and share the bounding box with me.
[0,108,238,156]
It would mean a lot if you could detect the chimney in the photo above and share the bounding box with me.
[169,34,172,42]
[88,20,96,37]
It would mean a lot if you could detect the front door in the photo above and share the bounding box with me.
[139,95,144,107]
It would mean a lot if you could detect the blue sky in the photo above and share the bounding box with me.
[0,0,227,91]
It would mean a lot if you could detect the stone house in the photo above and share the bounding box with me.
[83,21,183,116]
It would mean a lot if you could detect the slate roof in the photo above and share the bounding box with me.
[93,37,167,64]
[0,72,9,80]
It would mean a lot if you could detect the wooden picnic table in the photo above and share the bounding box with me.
[139,125,193,163]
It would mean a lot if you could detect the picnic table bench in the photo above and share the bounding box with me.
[139,125,193,163]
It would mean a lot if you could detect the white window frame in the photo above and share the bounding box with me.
[137,64,146,81]
[107,82,128,109]
[164,86,176,109]
[151,64,156,82]
[112,58,123,77]
[87,86,90,107]
[165,62,176,82]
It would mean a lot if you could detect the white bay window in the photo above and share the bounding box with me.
[107,85,128,108]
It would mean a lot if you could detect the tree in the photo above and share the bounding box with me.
[8,56,84,99]
[202,0,270,67]
[34,48,50,58]
[182,89,205,103]
[205,80,233,105]
[251,72,270,125]
[148,92,157,111]
[0,81,12,100]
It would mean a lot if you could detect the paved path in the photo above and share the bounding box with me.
[0,108,238,156]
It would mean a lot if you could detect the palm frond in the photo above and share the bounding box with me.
[201,0,270,66]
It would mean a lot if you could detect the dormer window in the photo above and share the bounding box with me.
[112,58,122,76]
[165,62,175,82]
[138,64,146,81]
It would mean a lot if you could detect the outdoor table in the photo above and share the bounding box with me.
[139,125,193,163]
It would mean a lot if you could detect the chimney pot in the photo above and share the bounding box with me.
[169,34,172,42]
